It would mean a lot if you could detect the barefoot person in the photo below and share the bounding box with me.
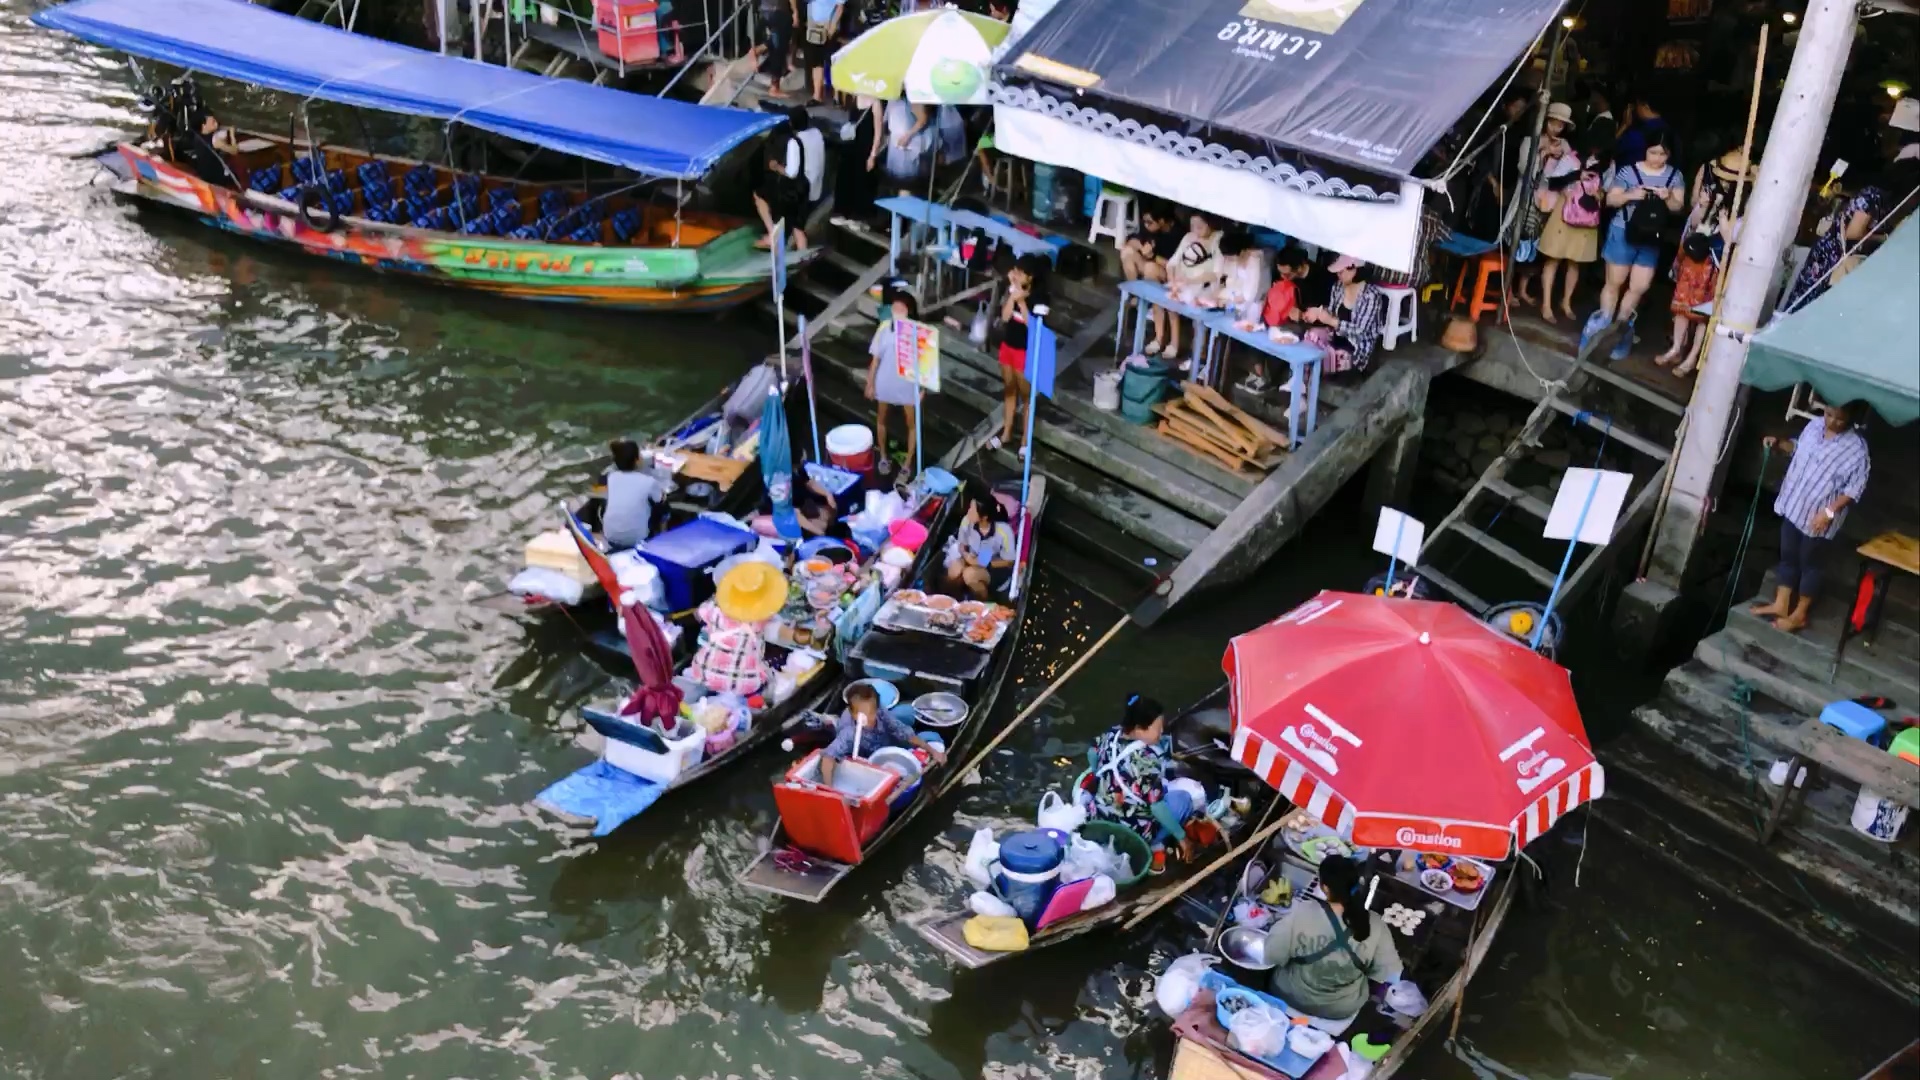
[1750,401,1871,634]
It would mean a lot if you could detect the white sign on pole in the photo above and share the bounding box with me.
[1371,507,1425,564]
[1544,468,1633,544]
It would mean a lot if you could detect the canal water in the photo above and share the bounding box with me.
[1,7,1909,1077]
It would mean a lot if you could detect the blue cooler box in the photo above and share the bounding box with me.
[638,519,757,612]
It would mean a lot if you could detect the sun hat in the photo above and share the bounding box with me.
[1710,148,1756,183]
[714,561,787,623]
[1546,101,1575,126]
[1328,254,1361,273]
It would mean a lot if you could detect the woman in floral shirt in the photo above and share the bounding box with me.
[1079,695,1197,874]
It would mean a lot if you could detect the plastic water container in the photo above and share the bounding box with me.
[1092,369,1121,411]
[994,829,1064,927]
[826,424,876,473]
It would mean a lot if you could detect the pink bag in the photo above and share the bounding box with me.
[1304,326,1356,374]
[1561,172,1602,228]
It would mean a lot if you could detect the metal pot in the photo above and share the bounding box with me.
[1216,926,1276,975]
[911,691,969,729]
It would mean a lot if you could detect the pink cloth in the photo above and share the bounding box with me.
[618,603,683,723]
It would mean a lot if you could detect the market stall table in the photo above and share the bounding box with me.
[944,209,1059,262]
[876,195,952,276]
[1198,314,1323,449]
[1116,279,1220,369]
[1833,530,1920,678]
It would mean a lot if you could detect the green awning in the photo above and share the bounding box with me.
[1744,218,1920,426]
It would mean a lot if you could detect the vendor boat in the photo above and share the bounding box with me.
[912,686,1298,969]
[737,478,1049,903]
[39,0,814,314]
[503,362,800,639]
[530,482,967,837]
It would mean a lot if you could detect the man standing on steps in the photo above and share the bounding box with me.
[1750,400,1871,634]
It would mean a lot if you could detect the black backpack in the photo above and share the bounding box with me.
[1625,166,1676,248]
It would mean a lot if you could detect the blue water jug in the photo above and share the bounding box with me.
[993,829,1063,927]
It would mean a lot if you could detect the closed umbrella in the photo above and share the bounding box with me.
[618,601,683,723]
[1224,591,1601,859]
[761,384,800,539]
[830,8,1008,104]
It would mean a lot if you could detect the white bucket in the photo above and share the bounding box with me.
[1092,370,1122,411]
[826,423,874,456]
[1851,787,1910,842]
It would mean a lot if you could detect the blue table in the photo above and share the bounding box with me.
[876,195,952,276]
[1116,280,1220,369]
[1200,313,1323,450]
[944,209,1058,262]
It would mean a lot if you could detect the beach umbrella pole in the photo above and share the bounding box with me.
[1009,330,1041,602]
[800,313,822,462]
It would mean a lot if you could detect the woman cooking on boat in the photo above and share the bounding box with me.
[1260,853,1403,1032]
[1080,695,1209,875]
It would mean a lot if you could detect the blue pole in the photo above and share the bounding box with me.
[1534,415,1612,649]
[1384,515,1405,594]
[914,352,924,481]
[800,314,822,463]
[1010,317,1044,600]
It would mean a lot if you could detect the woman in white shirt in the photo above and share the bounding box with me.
[1159,212,1221,368]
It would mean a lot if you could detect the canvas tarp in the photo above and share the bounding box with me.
[995,0,1564,179]
[1745,220,1920,426]
[33,0,780,181]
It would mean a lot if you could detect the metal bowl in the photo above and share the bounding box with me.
[912,691,970,729]
[1216,926,1276,971]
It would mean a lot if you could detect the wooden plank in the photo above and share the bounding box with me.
[1485,476,1553,521]
[738,846,853,902]
[1412,563,1491,615]
[1790,721,1920,810]
[1163,411,1258,464]
[673,451,750,491]
[1860,531,1920,577]
[1175,391,1264,456]
[1159,421,1253,474]
[1451,523,1558,589]
[1186,381,1291,451]
[911,911,998,969]
[788,255,890,350]
[1545,396,1673,460]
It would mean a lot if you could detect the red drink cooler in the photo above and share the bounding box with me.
[774,752,898,864]
[595,0,661,64]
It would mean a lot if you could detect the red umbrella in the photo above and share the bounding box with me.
[565,510,682,722]
[1224,591,1601,859]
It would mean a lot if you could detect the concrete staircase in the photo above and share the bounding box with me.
[1605,570,1920,997]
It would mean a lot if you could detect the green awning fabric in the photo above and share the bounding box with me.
[1744,219,1920,426]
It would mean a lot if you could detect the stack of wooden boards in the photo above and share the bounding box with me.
[1153,383,1288,474]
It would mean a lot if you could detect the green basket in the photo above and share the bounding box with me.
[1078,819,1153,889]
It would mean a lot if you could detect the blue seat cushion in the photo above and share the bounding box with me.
[291,158,320,184]
[278,185,303,202]
[461,218,495,236]
[539,190,570,218]
[248,164,282,192]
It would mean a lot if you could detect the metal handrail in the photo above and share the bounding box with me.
[656,0,754,97]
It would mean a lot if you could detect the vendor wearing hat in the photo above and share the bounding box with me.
[820,681,945,787]
[1658,147,1753,375]
[1298,255,1386,374]
[688,562,787,695]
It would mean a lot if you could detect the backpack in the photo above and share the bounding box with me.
[1624,166,1676,247]
[1561,171,1602,228]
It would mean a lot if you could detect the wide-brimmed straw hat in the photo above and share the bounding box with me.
[1546,102,1575,127]
[1711,149,1757,183]
[715,561,787,623]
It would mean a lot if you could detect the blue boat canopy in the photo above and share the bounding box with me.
[33,0,782,181]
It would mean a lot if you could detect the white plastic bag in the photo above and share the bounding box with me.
[1037,790,1088,833]
[508,566,585,606]
[968,891,1017,918]
[962,827,999,890]
[1059,835,1107,884]
[1227,1003,1288,1059]
[1232,897,1277,930]
[1153,952,1217,1019]
[1080,874,1117,911]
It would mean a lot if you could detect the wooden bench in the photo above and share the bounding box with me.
[1760,718,1920,844]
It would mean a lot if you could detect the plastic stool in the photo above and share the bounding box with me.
[1380,286,1418,350]
[1088,186,1139,247]
[1450,250,1506,322]
[1820,700,1888,746]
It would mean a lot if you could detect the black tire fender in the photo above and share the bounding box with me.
[298,186,340,232]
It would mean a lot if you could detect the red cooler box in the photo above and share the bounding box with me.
[595,0,662,64]
[774,751,898,865]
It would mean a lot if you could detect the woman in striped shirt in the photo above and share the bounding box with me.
[1750,401,1871,634]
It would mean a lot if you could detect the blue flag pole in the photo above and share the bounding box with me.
[1534,415,1612,649]
[772,223,788,381]
[1010,316,1053,600]
[799,313,821,462]
[914,359,924,481]
[1384,515,1405,595]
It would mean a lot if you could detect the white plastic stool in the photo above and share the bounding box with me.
[1087,187,1139,246]
[1380,285,1417,350]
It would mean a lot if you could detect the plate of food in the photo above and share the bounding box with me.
[1298,834,1352,866]
[924,594,957,612]
[989,604,1014,621]
[1418,852,1452,872]
[1448,862,1485,893]
[895,589,924,605]
[1419,868,1454,893]
[957,601,988,617]
[965,622,996,644]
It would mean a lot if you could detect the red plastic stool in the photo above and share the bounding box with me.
[1450,250,1506,323]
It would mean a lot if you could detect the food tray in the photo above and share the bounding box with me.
[1197,972,1329,1078]
[1389,854,1497,911]
[1280,821,1356,866]
[872,598,1011,650]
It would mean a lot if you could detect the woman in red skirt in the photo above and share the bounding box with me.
[992,254,1051,456]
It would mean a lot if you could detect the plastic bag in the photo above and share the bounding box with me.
[1153,952,1217,1018]
[709,540,785,590]
[508,567,584,606]
[1227,1003,1287,1059]
[968,891,1017,918]
[1059,835,1107,884]
[962,915,1028,952]
[1037,790,1087,833]
[1232,897,1277,931]
[963,827,999,890]
[1080,874,1117,910]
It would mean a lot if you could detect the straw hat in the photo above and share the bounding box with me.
[714,561,787,623]
[1546,101,1575,127]
[1711,149,1756,183]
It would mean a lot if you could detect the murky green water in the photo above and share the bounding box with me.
[1,8,1909,1078]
